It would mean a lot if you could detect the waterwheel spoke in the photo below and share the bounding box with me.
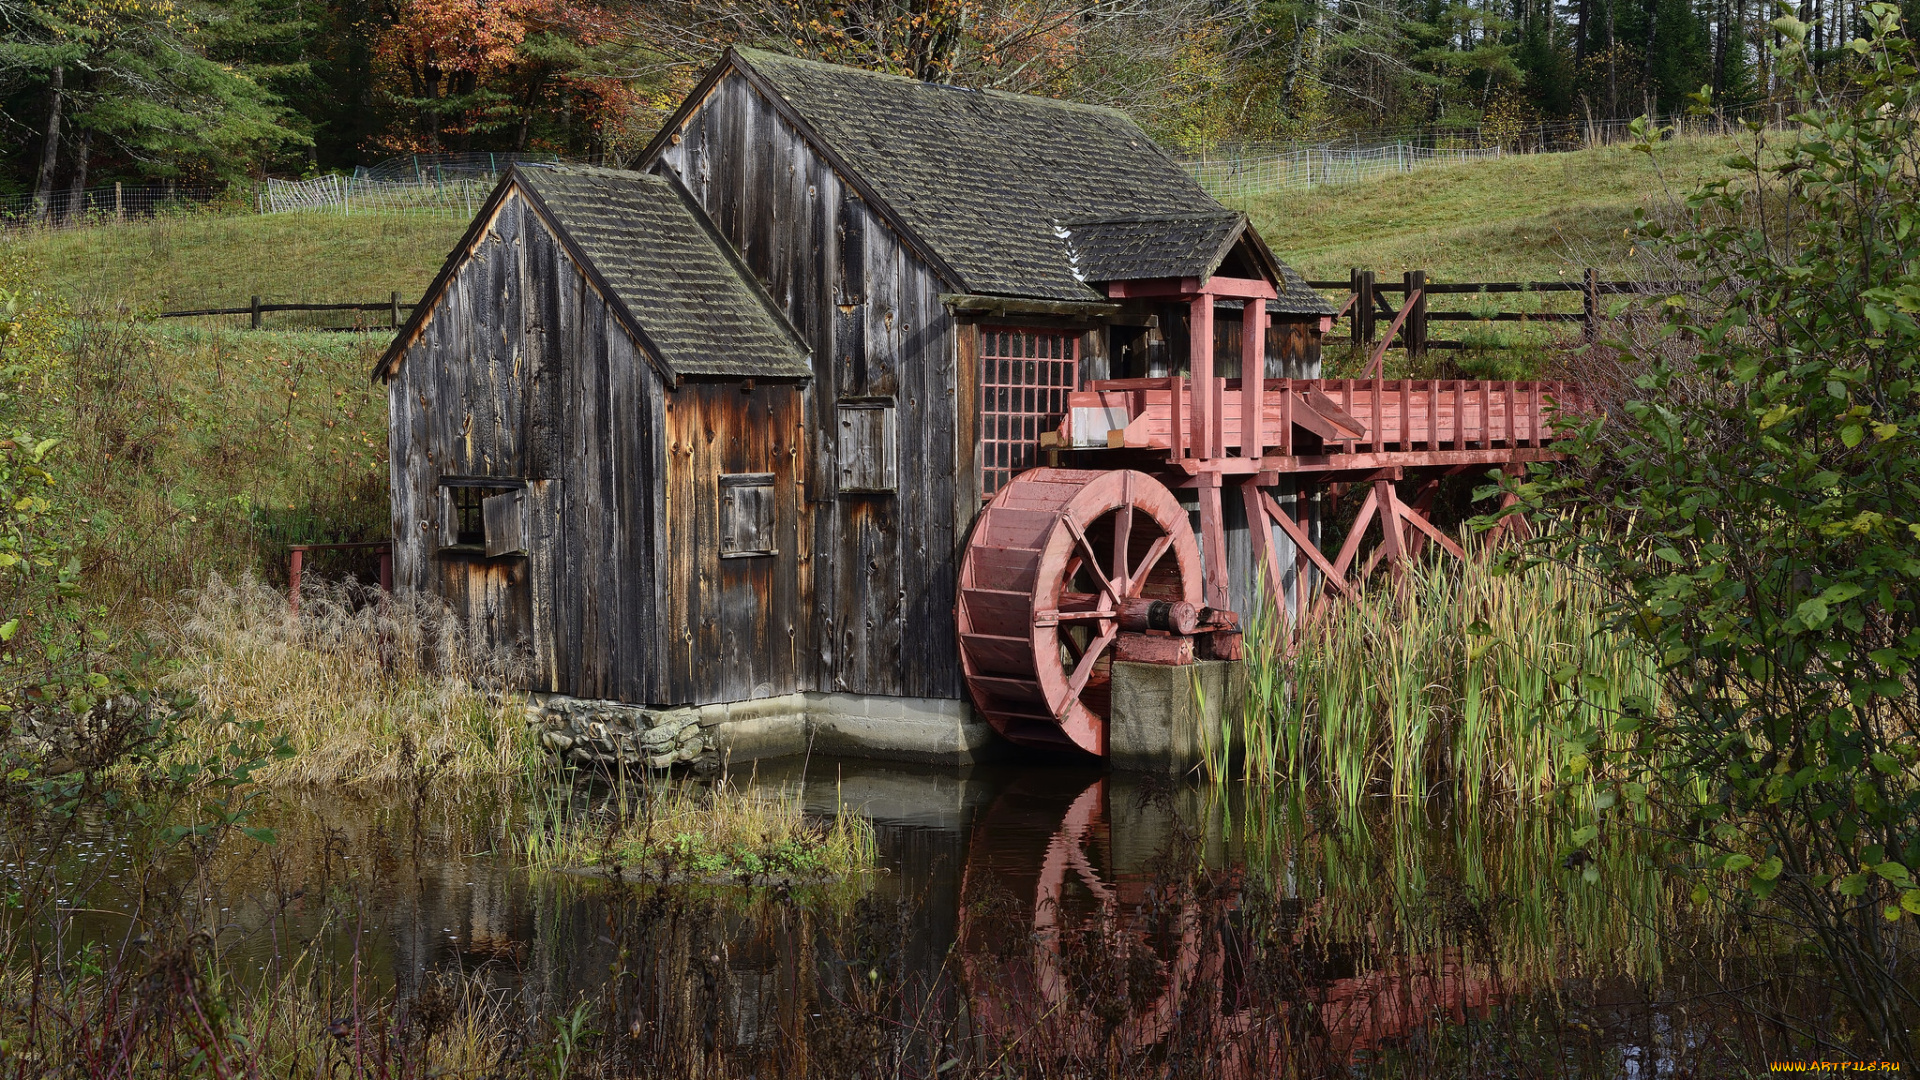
[1111,500,1134,595]
[1060,629,1085,663]
[1127,535,1174,597]
[1065,517,1123,608]
[1065,625,1118,700]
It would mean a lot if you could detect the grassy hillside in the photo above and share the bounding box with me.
[56,321,392,622]
[11,136,1748,317]
[1250,135,1744,282]
[18,210,469,318]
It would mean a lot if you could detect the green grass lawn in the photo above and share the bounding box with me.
[19,209,470,318]
[1249,135,1746,282]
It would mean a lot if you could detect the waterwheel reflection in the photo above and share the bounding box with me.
[956,773,1503,1069]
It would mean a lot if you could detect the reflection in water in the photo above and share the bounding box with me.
[15,758,1738,1075]
[953,772,1501,1069]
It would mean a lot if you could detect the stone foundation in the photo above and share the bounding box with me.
[525,694,720,773]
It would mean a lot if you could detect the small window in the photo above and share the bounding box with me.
[443,486,487,546]
[837,402,896,493]
[438,479,525,555]
[980,327,1079,495]
[719,473,776,558]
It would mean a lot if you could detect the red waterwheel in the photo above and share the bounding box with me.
[956,468,1204,756]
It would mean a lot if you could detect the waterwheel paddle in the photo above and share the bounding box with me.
[956,468,1203,755]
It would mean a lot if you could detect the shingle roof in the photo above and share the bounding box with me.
[1273,265,1338,317]
[516,165,810,380]
[1061,212,1247,285]
[734,47,1267,302]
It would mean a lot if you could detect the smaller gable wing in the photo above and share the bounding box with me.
[1060,212,1247,285]
[516,166,811,380]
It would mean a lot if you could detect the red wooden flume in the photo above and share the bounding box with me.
[955,276,1587,755]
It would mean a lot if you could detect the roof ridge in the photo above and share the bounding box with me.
[1062,210,1244,226]
[731,45,1136,123]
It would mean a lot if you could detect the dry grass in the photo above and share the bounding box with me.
[162,573,533,787]
[523,775,879,883]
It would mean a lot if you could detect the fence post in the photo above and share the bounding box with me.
[114,182,122,222]
[1349,268,1364,349]
[1583,268,1600,342]
[251,295,262,330]
[391,291,401,328]
[1405,269,1427,358]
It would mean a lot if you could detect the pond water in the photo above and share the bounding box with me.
[25,756,1772,1076]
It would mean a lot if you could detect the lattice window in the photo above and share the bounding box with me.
[981,328,1079,496]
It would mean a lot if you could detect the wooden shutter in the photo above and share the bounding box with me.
[836,402,896,493]
[483,488,528,557]
[719,473,776,558]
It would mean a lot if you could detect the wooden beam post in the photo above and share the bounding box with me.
[1583,267,1600,343]
[1405,269,1427,358]
[1243,479,1284,620]
[250,295,262,330]
[1356,270,1376,350]
[1374,479,1405,572]
[1295,486,1313,624]
[1190,294,1215,459]
[1349,268,1364,349]
[1197,475,1231,611]
[1241,297,1267,458]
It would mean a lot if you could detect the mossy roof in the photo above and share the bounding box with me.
[734,48,1315,304]
[515,165,810,380]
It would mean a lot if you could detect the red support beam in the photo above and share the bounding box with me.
[1241,298,1267,458]
[1190,294,1215,459]
[1106,276,1277,300]
[1197,475,1231,611]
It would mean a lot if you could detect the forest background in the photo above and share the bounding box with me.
[3,0,1908,202]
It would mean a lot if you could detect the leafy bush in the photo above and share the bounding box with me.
[1520,6,1920,1061]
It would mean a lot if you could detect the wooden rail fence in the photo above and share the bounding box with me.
[158,292,416,330]
[1309,269,1689,374]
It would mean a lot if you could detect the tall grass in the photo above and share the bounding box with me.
[520,772,878,882]
[1239,546,1661,810]
[163,572,532,786]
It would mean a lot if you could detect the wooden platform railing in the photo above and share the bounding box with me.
[1065,377,1583,460]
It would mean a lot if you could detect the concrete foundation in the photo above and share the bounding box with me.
[1107,659,1246,776]
[532,690,1005,769]
[536,662,1242,773]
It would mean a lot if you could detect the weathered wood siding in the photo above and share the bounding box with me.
[388,187,668,701]
[661,382,808,703]
[657,71,966,700]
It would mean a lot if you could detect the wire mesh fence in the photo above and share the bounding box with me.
[352,151,561,183]
[0,184,227,233]
[257,173,496,216]
[1178,113,1770,204]
[256,152,564,216]
[1180,142,1504,204]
